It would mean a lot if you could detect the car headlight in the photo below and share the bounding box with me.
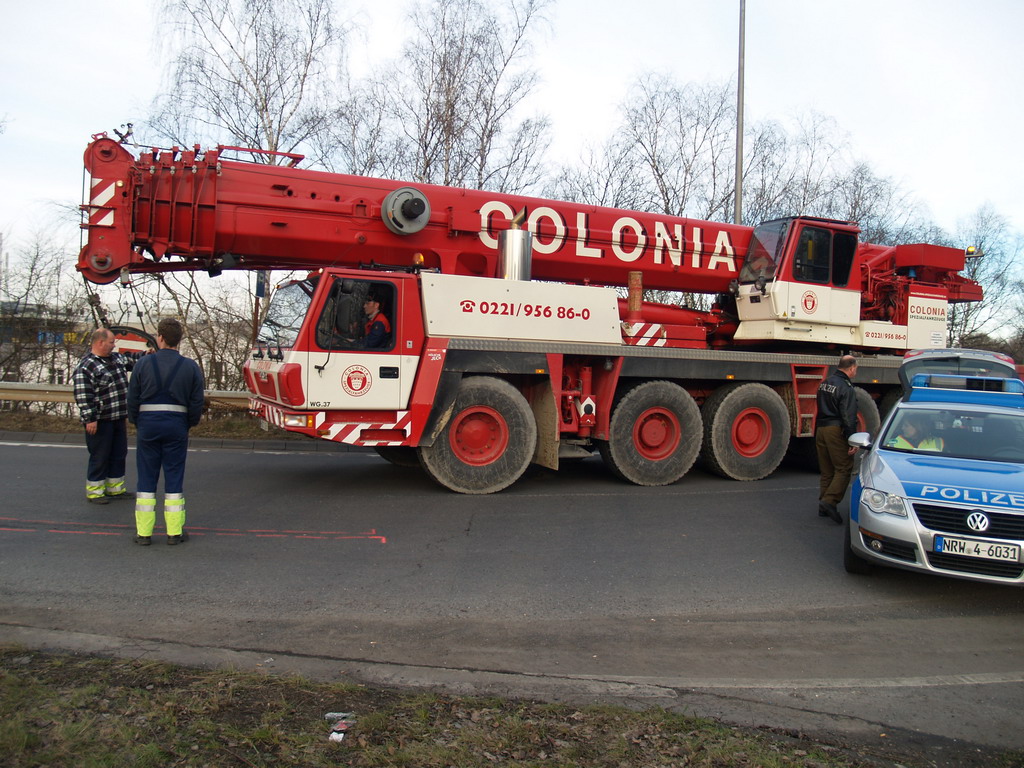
[861,488,909,517]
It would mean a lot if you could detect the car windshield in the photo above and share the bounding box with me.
[881,407,1024,463]
[739,219,788,283]
[260,278,317,348]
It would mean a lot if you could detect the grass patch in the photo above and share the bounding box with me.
[5,646,1018,768]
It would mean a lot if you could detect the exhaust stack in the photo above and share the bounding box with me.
[497,207,532,280]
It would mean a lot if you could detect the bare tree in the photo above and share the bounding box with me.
[0,231,90,408]
[779,113,844,215]
[593,80,848,227]
[617,77,736,219]
[90,269,270,392]
[316,77,405,177]
[818,162,929,245]
[156,274,255,390]
[736,119,795,226]
[340,0,551,193]
[544,137,650,210]
[946,205,1024,346]
[149,0,350,160]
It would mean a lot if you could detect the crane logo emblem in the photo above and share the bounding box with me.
[342,365,372,397]
[801,291,818,314]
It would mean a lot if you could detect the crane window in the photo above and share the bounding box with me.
[832,232,856,287]
[739,219,788,283]
[792,226,858,287]
[316,279,395,352]
[260,278,316,348]
[793,227,832,284]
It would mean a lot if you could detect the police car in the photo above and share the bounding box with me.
[844,372,1024,585]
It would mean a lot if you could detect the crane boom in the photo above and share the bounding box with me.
[79,135,751,293]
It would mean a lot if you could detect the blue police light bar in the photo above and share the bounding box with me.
[907,374,1024,405]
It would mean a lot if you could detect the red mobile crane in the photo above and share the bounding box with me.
[79,134,983,493]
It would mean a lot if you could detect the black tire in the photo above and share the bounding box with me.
[597,381,701,486]
[699,383,791,481]
[878,388,902,422]
[843,523,873,575]
[373,446,420,468]
[784,435,819,473]
[854,387,881,439]
[417,376,537,494]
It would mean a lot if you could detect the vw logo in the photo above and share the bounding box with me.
[966,511,990,532]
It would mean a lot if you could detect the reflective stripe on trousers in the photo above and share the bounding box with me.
[135,493,157,537]
[134,493,186,537]
[164,493,186,537]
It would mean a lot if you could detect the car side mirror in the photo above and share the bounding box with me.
[848,432,872,449]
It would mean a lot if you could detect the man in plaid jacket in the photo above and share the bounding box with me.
[73,328,145,504]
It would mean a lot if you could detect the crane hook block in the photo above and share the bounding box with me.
[382,186,431,235]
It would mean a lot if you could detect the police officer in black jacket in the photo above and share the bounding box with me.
[815,355,859,524]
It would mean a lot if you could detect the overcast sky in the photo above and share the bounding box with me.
[2,0,1021,255]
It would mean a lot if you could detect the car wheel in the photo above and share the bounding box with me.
[843,523,873,575]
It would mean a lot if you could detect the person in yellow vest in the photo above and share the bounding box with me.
[889,413,944,452]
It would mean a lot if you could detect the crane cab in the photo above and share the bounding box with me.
[732,217,951,350]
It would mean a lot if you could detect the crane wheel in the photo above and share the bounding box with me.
[373,446,421,468]
[854,387,881,438]
[597,380,701,486]
[417,376,537,494]
[784,436,819,473]
[699,383,790,481]
[878,388,902,422]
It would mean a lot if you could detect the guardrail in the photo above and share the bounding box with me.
[0,382,251,409]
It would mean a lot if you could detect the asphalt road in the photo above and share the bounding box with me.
[2,436,1023,764]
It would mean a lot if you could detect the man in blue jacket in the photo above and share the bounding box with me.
[128,318,205,546]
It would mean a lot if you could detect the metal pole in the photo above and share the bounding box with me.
[734,0,746,226]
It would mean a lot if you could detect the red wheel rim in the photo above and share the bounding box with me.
[449,405,509,465]
[731,407,771,458]
[632,407,681,461]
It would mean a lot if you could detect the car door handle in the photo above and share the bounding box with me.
[379,367,399,379]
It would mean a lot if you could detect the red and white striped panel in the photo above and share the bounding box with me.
[89,178,117,227]
[253,402,412,446]
[621,322,666,347]
[255,400,285,425]
[316,411,413,446]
